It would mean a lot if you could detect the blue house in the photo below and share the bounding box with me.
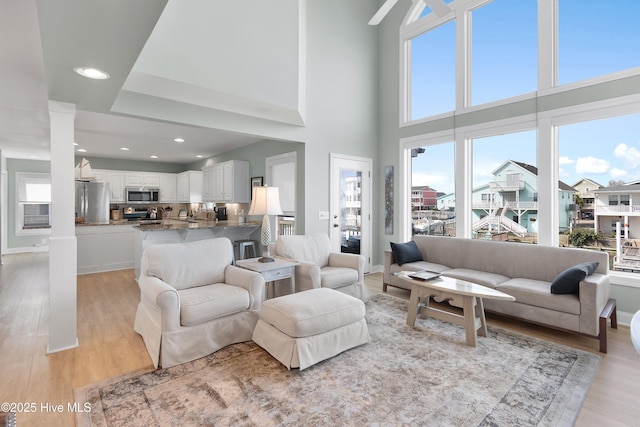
[471,160,575,236]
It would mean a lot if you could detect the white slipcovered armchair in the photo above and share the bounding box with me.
[275,233,368,301]
[134,238,265,368]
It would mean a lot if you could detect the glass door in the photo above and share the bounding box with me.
[330,154,371,272]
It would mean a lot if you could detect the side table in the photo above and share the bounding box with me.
[236,257,298,299]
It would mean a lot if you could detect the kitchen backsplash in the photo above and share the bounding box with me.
[109,202,251,221]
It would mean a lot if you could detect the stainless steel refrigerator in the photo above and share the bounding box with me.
[75,181,111,224]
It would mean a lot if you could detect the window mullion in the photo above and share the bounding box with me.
[456,8,471,110]
[538,0,558,89]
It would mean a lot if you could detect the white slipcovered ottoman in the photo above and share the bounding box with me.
[252,288,370,370]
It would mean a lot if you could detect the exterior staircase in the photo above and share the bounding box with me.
[473,207,527,237]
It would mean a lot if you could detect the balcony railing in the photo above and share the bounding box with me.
[597,205,640,215]
[489,180,525,192]
[472,201,538,210]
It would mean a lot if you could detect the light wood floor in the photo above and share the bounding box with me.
[0,253,638,426]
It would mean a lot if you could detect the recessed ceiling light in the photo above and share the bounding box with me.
[174,138,185,143]
[150,155,159,159]
[73,67,110,80]
[120,147,130,151]
[77,148,87,153]
[195,155,204,158]
[73,142,78,146]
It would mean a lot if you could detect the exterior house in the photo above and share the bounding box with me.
[572,178,604,219]
[593,183,640,238]
[472,160,576,236]
[411,185,439,211]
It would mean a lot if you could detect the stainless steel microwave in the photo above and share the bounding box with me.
[125,187,159,204]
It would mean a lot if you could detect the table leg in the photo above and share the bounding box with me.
[406,285,421,327]
[476,297,487,338]
[462,295,477,347]
[290,268,296,295]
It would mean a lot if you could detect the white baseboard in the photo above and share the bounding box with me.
[617,311,634,327]
[6,246,49,254]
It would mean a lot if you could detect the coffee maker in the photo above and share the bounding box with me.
[214,206,228,220]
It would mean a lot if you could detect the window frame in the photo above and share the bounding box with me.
[398,0,640,286]
[15,172,52,236]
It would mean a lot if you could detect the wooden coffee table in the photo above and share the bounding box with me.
[395,271,515,347]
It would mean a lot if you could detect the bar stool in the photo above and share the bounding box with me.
[233,239,257,261]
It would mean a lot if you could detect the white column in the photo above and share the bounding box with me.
[537,117,558,246]
[47,101,78,354]
[455,134,472,238]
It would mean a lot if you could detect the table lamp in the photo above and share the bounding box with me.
[248,185,283,262]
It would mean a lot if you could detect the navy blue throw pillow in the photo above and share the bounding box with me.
[550,262,599,295]
[390,240,423,266]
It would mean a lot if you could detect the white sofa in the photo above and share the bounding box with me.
[384,235,615,352]
[134,238,265,368]
[275,233,368,301]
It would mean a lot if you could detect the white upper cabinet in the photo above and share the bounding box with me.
[208,160,249,203]
[177,171,203,203]
[92,169,125,203]
[159,174,177,203]
[106,171,125,203]
[202,166,215,202]
[125,172,160,188]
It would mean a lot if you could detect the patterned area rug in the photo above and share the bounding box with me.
[74,293,599,426]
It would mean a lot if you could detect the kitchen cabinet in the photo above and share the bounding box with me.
[159,174,177,203]
[210,160,250,203]
[177,171,203,203]
[106,171,125,203]
[202,166,215,202]
[93,169,125,203]
[125,172,160,188]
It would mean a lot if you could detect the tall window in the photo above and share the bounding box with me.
[471,0,538,105]
[472,131,537,242]
[16,172,51,234]
[410,20,456,120]
[400,0,640,278]
[558,0,640,85]
[411,142,455,236]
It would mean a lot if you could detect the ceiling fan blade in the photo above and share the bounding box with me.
[368,0,399,25]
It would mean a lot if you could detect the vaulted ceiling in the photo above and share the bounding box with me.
[0,0,305,163]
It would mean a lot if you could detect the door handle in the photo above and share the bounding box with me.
[333,223,339,228]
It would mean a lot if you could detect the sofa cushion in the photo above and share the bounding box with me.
[550,262,599,294]
[390,240,423,266]
[259,288,365,338]
[498,278,581,315]
[178,283,250,326]
[443,268,510,289]
[320,267,359,289]
[144,238,233,290]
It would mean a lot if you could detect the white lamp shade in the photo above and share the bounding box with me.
[248,186,283,216]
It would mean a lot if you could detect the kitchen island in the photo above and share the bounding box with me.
[133,219,261,278]
[76,218,260,276]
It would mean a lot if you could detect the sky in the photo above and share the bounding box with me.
[410,0,640,195]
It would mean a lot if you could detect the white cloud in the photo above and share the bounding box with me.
[610,168,628,178]
[559,156,574,165]
[614,143,640,168]
[575,156,610,174]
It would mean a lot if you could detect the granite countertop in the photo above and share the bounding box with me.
[133,219,260,231]
[76,218,259,230]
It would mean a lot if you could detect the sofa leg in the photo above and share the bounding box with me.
[383,282,388,292]
[599,298,617,353]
